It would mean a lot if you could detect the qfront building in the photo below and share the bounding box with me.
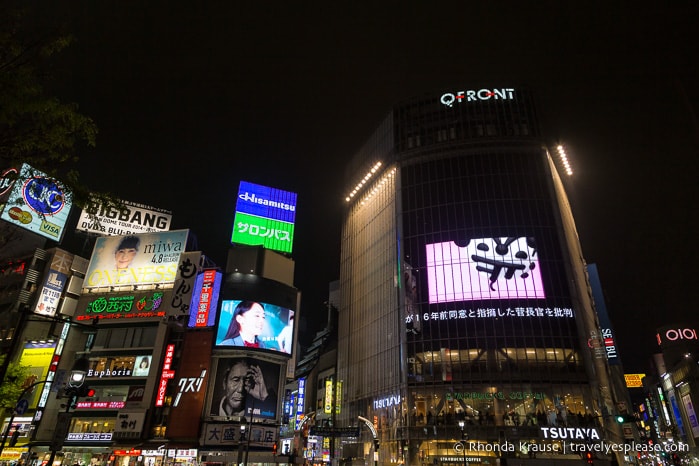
[336,88,622,466]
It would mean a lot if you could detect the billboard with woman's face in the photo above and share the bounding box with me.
[214,300,294,355]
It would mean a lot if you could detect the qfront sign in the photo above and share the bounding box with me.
[540,427,600,440]
[440,88,516,107]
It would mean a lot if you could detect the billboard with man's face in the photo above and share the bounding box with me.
[83,230,189,291]
[209,356,280,421]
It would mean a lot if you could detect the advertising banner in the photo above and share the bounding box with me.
[187,269,222,328]
[19,342,56,408]
[215,300,294,355]
[33,249,74,317]
[426,237,545,303]
[0,163,72,241]
[76,197,172,236]
[83,230,189,290]
[230,181,297,253]
[168,331,213,439]
[209,356,280,421]
[170,251,201,317]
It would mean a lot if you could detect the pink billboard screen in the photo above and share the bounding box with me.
[426,237,545,303]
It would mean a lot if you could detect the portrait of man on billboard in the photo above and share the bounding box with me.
[210,357,279,420]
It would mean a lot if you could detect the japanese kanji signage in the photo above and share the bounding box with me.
[230,181,297,254]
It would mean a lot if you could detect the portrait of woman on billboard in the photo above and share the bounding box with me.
[215,299,294,355]
[210,357,280,420]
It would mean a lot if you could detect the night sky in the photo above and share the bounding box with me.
[14,2,699,371]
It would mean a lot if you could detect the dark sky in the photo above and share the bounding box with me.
[17,1,699,371]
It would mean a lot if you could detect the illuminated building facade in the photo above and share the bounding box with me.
[337,88,620,466]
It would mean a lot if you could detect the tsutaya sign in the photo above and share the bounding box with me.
[540,427,600,440]
[440,88,516,107]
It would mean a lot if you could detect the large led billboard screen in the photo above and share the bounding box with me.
[230,181,297,254]
[426,237,545,303]
[209,356,280,421]
[0,163,72,241]
[83,230,189,291]
[215,300,294,355]
[76,197,172,236]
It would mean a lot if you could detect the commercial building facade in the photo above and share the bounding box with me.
[337,88,620,466]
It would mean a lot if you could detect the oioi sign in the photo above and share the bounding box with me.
[230,181,297,254]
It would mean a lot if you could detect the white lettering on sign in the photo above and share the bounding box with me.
[373,394,401,409]
[440,88,515,107]
[173,369,207,407]
[540,427,600,440]
[238,191,296,211]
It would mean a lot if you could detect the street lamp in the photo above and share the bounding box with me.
[68,357,89,388]
[458,421,467,466]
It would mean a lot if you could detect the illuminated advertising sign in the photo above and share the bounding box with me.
[230,181,297,254]
[624,374,646,388]
[425,237,545,303]
[209,356,280,420]
[0,167,18,199]
[170,252,201,317]
[75,292,165,322]
[168,331,212,439]
[83,354,153,379]
[19,341,56,409]
[76,197,172,236]
[587,264,620,364]
[657,327,698,346]
[156,345,176,407]
[215,300,294,355]
[83,230,189,290]
[295,378,305,429]
[188,270,222,328]
[33,249,73,317]
[440,88,515,107]
[0,163,72,241]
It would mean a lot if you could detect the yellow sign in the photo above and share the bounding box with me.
[624,373,646,388]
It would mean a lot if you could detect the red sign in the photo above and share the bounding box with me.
[76,401,126,409]
[155,344,176,407]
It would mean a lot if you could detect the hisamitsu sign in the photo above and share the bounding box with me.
[230,181,297,254]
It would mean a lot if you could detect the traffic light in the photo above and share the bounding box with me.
[584,452,593,464]
[78,385,95,397]
[272,443,277,456]
[615,414,635,423]
[373,439,380,451]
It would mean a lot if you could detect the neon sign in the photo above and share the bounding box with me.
[440,88,515,107]
[76,292,165,321]
[156,345,176,407]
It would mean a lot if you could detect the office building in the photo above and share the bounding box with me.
[337,87,620,466]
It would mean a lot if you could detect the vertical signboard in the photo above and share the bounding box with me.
[187,269,222,328]
[155,345,176,407]
[170,252,201,317]
[33,249,74,317]
[230,181,297,254]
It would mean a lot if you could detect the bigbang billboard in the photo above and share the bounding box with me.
[83,230,189,291]
[76,197,172,236]
[215,300,294,355]
[0,163,72,241]
[230,181,297,254]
